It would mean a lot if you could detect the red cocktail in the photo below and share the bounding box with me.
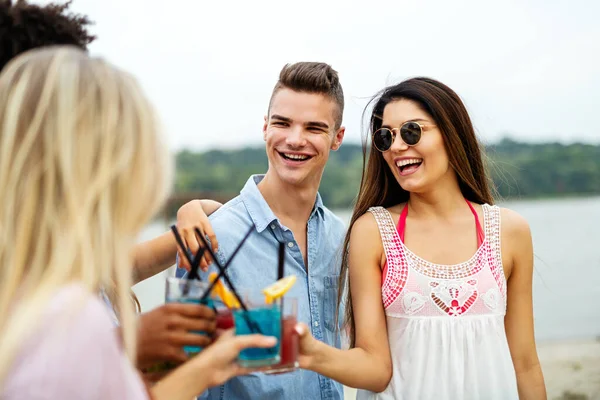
[216,308,234,329]
[264,299,298,374]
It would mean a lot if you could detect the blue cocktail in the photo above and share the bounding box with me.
[233,291,281,367]
[165,277,214,355]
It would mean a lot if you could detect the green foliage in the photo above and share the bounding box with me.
[175,148,268,197]
[174,139,600,208]
[487,138,600,199]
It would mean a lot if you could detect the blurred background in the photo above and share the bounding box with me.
[35,0,600,398]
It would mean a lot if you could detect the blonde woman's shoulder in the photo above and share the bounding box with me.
[35,284,119,339]
[48,284,101,311]
[3,284,146,400]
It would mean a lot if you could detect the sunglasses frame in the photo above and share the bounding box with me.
[372,121,436,152]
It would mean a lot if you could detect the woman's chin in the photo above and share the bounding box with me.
[396,177,426,194]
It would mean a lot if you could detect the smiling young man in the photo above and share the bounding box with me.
[182,62,347,400]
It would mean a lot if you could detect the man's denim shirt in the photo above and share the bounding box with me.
[176,175,346,400]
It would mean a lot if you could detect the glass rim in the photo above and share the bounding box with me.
[165,276,214,298]
[166,276,210,286]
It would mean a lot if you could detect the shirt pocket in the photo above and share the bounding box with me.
[323,275,340,332]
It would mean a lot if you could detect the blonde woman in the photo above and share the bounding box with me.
[0,46,276,400]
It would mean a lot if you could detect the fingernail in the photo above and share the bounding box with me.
[265,336,277,345]
[294,324,304,335]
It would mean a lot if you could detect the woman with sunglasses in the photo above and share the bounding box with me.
[295,77,546,399]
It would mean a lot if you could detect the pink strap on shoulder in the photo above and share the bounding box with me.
[398,199,484,247]
[398,204,408,242]
[465,200,485,247]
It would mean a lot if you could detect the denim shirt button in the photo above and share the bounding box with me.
[270,224,276,229]
[313,321,319,327]
[287,242,294,248]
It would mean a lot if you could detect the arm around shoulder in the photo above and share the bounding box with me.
[132,199,224,282]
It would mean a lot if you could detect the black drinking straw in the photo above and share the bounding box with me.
[198,225,254,302]
[170,225,207,297]
[170,225,206,282]
[170,225,196,274]
[182,246,206,295]
[194,226,262,334]
[277,242,285,281]
[187,246,205,281]
[277,242,285,310]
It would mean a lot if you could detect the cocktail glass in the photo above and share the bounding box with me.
[263,297,299,374]
[233,289,281,367]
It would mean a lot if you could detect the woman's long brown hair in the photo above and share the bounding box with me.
[337,77,496,347]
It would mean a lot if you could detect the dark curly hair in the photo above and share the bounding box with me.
[0,0,96,71]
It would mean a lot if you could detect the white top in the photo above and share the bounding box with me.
[357,204,519,400]
[2,284,149,400]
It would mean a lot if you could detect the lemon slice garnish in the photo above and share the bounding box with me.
[208,272,224,299]
[262,275,297,304]
[208,272,239,308]
[222,289,240,309]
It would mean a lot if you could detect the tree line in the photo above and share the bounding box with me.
[174,138,600,209]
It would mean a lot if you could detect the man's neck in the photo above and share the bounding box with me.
[257,172,319,224]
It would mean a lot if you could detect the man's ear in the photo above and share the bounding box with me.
[331,126,345,151]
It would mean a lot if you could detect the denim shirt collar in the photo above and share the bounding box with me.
[240,174,325,233]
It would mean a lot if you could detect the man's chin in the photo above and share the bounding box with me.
[275,170,310,187]
[266,162,324,189]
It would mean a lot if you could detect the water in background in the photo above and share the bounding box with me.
[134,196,600,342]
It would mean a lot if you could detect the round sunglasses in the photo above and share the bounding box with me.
[372,121,436,152]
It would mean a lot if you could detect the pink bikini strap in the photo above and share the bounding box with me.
[398,203,409,242]
[465,199,485,247]
[398,199,484,246]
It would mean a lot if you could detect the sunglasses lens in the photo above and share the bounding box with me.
[373,128,393,151]
[400,122,422,146]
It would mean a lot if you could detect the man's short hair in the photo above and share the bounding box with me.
[268,62,344,129]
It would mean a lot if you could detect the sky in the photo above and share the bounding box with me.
[37,0,600,151]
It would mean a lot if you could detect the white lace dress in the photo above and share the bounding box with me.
[356,204,519,400]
